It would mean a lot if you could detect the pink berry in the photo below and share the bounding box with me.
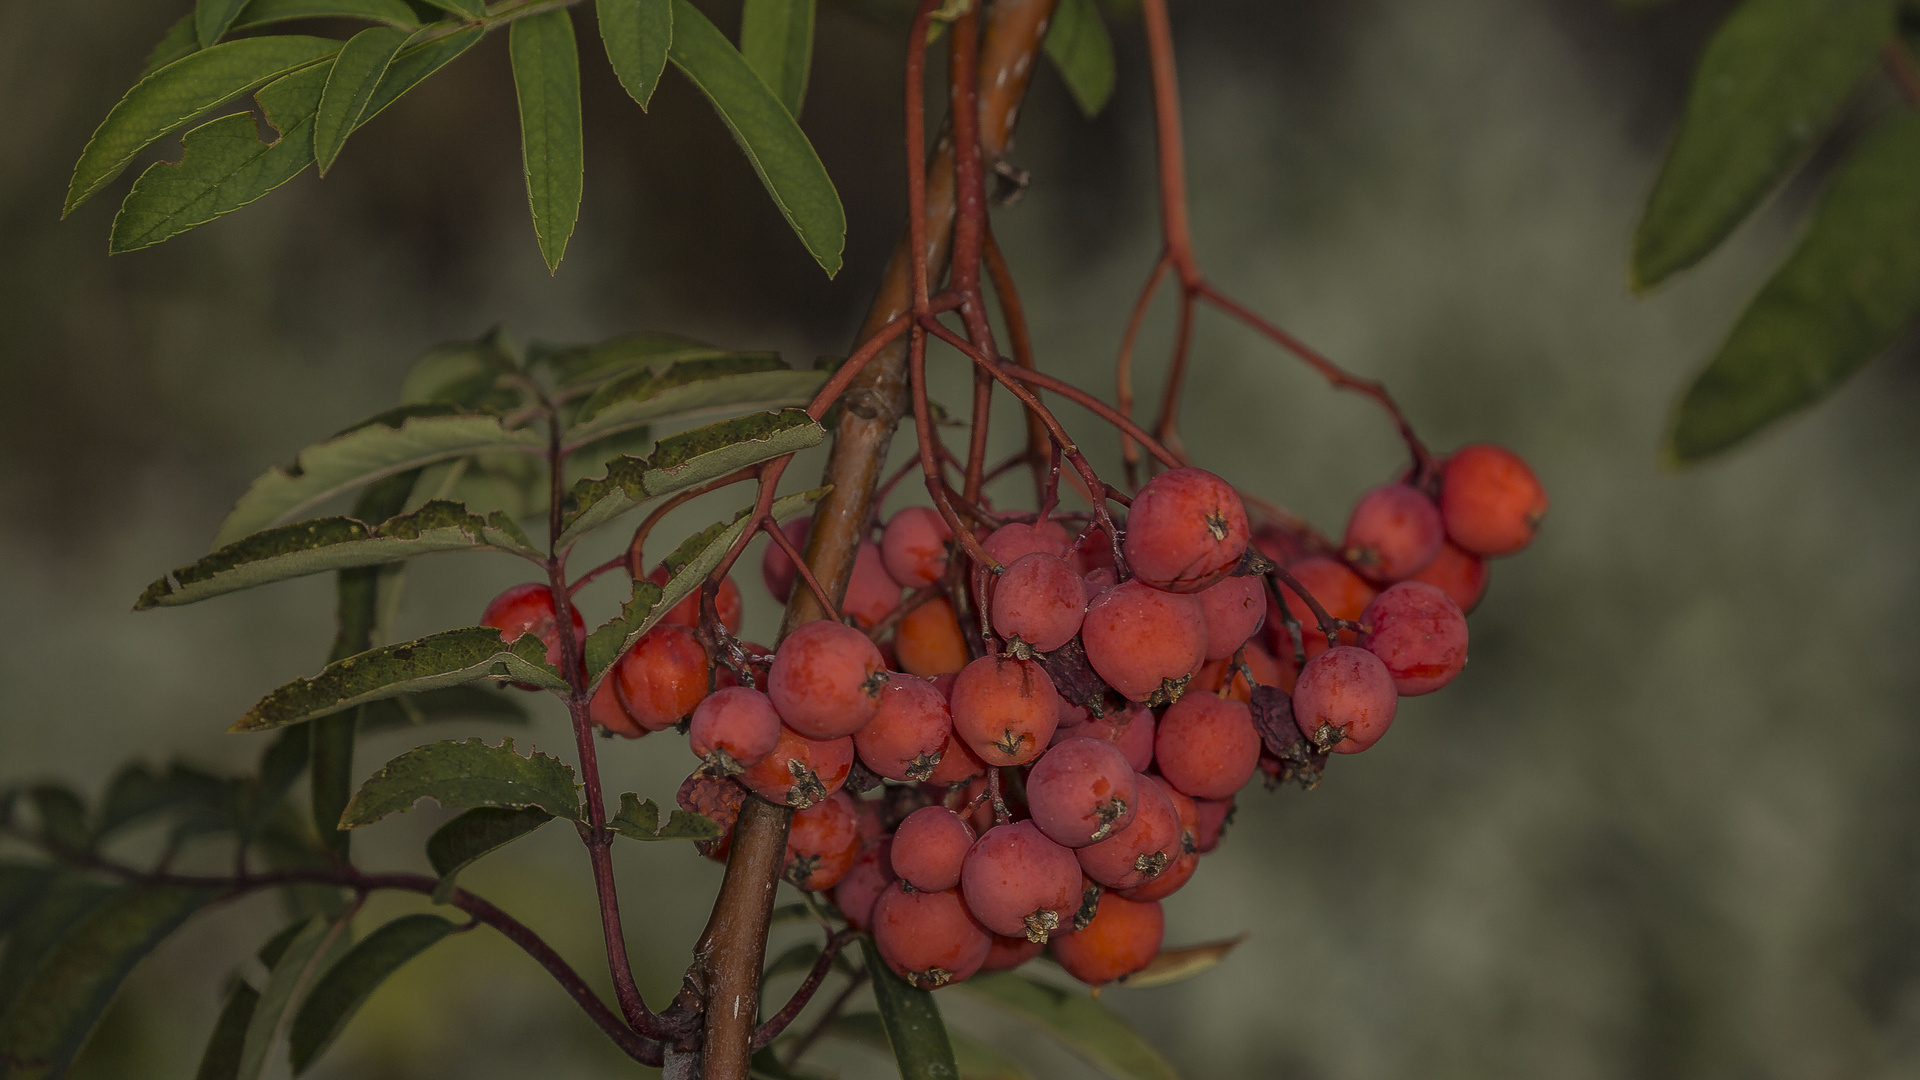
[1025,737,1139,847]
[960,820,1083,941]
[1342,483,1444,583]
[989,552,1086,654]
[1121,468,1249,593]
[892,806,977,892]
[1360,581,1468,695]
[1154,692,1260,799]
[1196,574,1266,661]
[1080,580,1207,705]
[1291,646,1398,754]
[881,506,953,588]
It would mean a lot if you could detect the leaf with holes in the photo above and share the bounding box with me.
[1043,0,1114,118]
[956,972,1180,1080]
[339,738,582,827]
[567,354,824,447]
[607,792,719,842]
[597,0,673,108]
[288,913,457,1073]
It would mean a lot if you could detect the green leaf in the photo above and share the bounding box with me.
[860,937,961,1080]
[232,627,568,733]
[66,35,342,215]
[314,27,411,174]
[607,792,719,842]
[0,866,55,937]
[1043,0,1115,118]
[193,979,260,1080]
[212,409,543,548]
[511,10,585,273]
[1631,0,1897,289]
[29,786,91,853]
[359,685,533,732]
[956,972,1180,1080]
[1113,935,1244,989]
[288,913,457,1073]
[668,0,845,275]
[198,0,252,47]
[741,0,816,117]
[568,354,825,445]
[0,876,115,1018]
[823,1011,1033,1080]
[425,806,553,901]
[418,0,488,18]
[0,886,212,1080]
[401,333,523,409]
[96,763,225,838]
[1667,111,1920,462]
[237,915,353,1080]
[338,737,583,828]
[233,0,422,32]
[360,25,485,122]
[141,16,201,80]
[535,330,714,388]
[597,0,674,109]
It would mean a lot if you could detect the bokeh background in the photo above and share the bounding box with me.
[7,0,1920,1077]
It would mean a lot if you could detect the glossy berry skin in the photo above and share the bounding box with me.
[1440,443,1547,556]
[982,520,1073,566]
[588,676,644,738]
[990,553,1086,654]
[1121,468,1250,593]
[950,656,1062,766]
[882,506,953,588]
[1410,539,1489,613]
[981,933,1045,972]
[872,883,992,989]
[481,583,586,669]
[768,620,887,739]
[1155,692,1261,799]
[688,686,782,775]
[1068,703,1155,773]
[1292,645,1399,754]
[961,820,1083,941]
[834,838,895,931]
[1360,581,1468,695]
[854,675,954,782]
[892,806,977,892]
[785,792,862,891]
[759,515,813,603]
[1342,483,1445,583]
[1076,772,1181,890]
[1025,737,1139,848]
[1080,580,1208,705]
[1193,796,1233,853]
[739,726,855,809]
[645,566,744,634]
[1273,556,1378,659]
[1196,575,1266,661]
[844,541,904,629]
[1050,892,1164,986]
[924,731,987,786]
[894,596,970,677]
[611,625,711,732]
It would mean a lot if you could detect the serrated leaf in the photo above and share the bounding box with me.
[425,806,553,901]
[597,0,673,108]
[314,27,411,174]
[607,792,719,842]
[213,410,543,548]
[860,937,961,1080]
[1043,0,1114,118]
[1632,0,1897,289]
[233,0,422,32]
[1113,935,1244,989]
[956,972,1181,1080]
[233,627,567,733]
[511,11,585,272]
[67,35,342,215]
[668,0,845,275]
[536,330,714,388]
[568,353,824,445]
[359,25,485,121]
[237,915,353,1080]
[741,0,815,117]
[401,334,522,409]
[288,913,456,1073]
[419,0,487,18]
[822,1011,1032,1080]
[1667,111,1920,462]
[193,979,260,1080]
[0,886,212,1080]
[198,0,252,47]
[339,737,582,827]
[359,685,533,733]
[141,16,201,80]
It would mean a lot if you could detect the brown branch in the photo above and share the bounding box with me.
[752,928,861,1049]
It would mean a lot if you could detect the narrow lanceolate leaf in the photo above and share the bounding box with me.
[740,0,815,117]
[536,330,714,389]
[233,0,422,33]
[1043,0,1115,118]
[66,36,342,215]
[511,11,585,273]
[860,938,961,1080]
[359,26,485,123]
[607,792,719,842]
[1667,111,1920,462]
[568,354,825,446]
[141,16,200,79]
[233,628,567,733]
[239,916,353,1080]
[0,876,116,1018]
[669,0,845,275]
[314,27,411,174]
[426,806,553,901]
[597,0,673,108]
[956,973,1181,1080]
[822,1012,1032,1080]
[418,0,487,18]
[197,0,252,47]
[288,914,457,1073]
[213,409,543,548]
[193,979,260,1080]
[0,887,212,1080]
[1631,0,1897,290]
[339,738,583,827]
[1114,935,1245,989]
[96,762,229,838]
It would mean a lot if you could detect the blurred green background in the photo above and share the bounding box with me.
[8,0,1920,1076]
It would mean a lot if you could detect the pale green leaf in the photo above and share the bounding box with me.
[314,27,411,174]
[1044,0,1115,118]
[956,972,1181,1080]
[860,938,960,1080]
[425,806,553,901]
[288,914,456,1073]
[1113,935,1244,989]
[741,0,815,117]
[607,792,719,841]
[824,1011,1033,1080]
[193,979,260,1080]
[401,333,522,409]
[536,330,716,388]
[511,11,585,272]
[567,353,824,446]
[198,0,251,48]
[96,762,229,838]
[597,0,673,109]
[338,737,583,826]
[233,0,422,32]
[237,915,353,1080]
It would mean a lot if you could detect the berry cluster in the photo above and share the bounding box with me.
[479,443,1544,991]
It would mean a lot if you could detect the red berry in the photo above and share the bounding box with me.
[892,805,977,891]
[1292,645,1398,754]
[1121,468,1249,593]
[1342,483,1444,583]
[923,731,988,786]
[834,838,895,931]
[644,566,744,634]
[611,624,711,732]
[854,675,954,782]
[1196,575,1266,661]
[989,552,1086,655]
[785,791,861,891]
[982,520,1072,566]
[1049,892,1164,986]
[1193,796,1233,853]
[1154,692,1260,799]
[950,655,1061,766]
[1409,539,1489,613]
[872,882,991,988]
[960,820,1083,941]
[893,596,970,677]
[767,620,887,739]
[1116,777,1198,902]
[1251,524,1315,567]
[1081,566,1118,602]
[759,515,812,603]
[1025,737,1139,847]
[1081,580,1207,705]
[1360,581,1468,695]
[481,583,586,669]
[881,506,953,588]
[588,676,644,738]
[688,686,782,774]
[844,541,904,629]
[981,933,1044,972]
[738,725,855,808]
[1194,641,1296,700]
[1070,703,1155,772]
[853,797,886,844]
[1067,528,1117,578]
[1075,772,1181,890]
[1440,444,1547,556]
[678,772,747,863]
[1272,556,1377,659]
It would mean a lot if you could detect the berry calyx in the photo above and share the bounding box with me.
[960,820,1083,942]
[767,619,888,739]
[1121,467,1249,593]
[1291,645,1398,754]
[1075,772,1181,890]
[950,655,1062,766]
[1341,482,1444,583]
[738,726,855,809]
[784,791,861,891]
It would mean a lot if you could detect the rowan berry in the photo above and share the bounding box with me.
[1154,692,1260,799]
[1409,539,1489,613]
[891,805,977,892]
[1292,645,1398,754]
[1440,443,1547,556]
[1081,566,1118,602]
[981,933,1044,972]
[834,838,895,931]
[645,566,744,634]
[1251,523,1315,568]
[1273,556,1377,659]
[844,541,904,629]
[960,820,1082,942]
[767,619,887,739]
[1049,892,1164,986]
[1196,574,1266,661]
[1342,482,1444,583]
[1076,772,1180,890]
[950,655,1062,766]
[923,731,988,786]
[1116,777,1198,902]
[1193,796,1233,853]
[687,686,782,775]
[982,520,1072,566]
[854,674,953,782]
[1070,702,1155,773]
[1121,467,1249,593]
[1067,527,1118,578]
[872,882,991,989]
[785,791,861,891]
[1360,581,1468,695]
[759,515,813,603]
[678,772,747,863]
[610,624,711,732]
[990,552,1086,655]
[1025,737,1139,847]
[881,506,953,588]
[1195,641,1296,700]
[588,675,644,738]
[481,583,585,669]
[1080,579,1207,705]
[853,797,886,844]
[893,596,970,677]
[738,726,855,809]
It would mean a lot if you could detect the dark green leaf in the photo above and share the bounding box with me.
[314,27,411,173]
[251,727,312,833]
[233,0,422,32]
[238,915,353,1080]
[535,330,715,388]
[288,913,456,1073]
[668,0,845,275]
[418,0,487,18]
[741,0,815,117]
[0,876,116,1019]
[0,866,54,937]
[861,937,960,1080]
[198,0,252,47]
[96,763,224,838]
[0,886,212,1080]
[401,334,523,409]
[258,920,311,970]
[67,35,342,215]
[232,627,568,733]
[956,972,1180,1080]
[1667,111,1920,462]
[357,685,534,733]
[1631,0,1897,289]
[1043,0,1115,118]
[360,25,485,122]
[607,792,719,842]
[29,786,91,853]
[822,1011,1033,1080]
[597,0,674,108]
[339,737,583,827]
[568,353,824,444]
[193,979,260,1080]
[511,10,585,273]
[141,16,200,80]
[425,806,553,901]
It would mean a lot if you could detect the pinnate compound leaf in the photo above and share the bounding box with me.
[194,979,260,1080]
[1667,111,1920,462]
[418,0,487,18]
[822,1011,1032,1080]
[1632,0,1897,289]
[859,937,961,1080]
[569,354,824,444]
[233,0,422,32]
[425,806,553,901]
[668,0,845,275]
[359,25,485,122]
[1113,935,1245,989]
[339,737,583,827]
[238,916,352,1080]
[198,0,252,47]
[608,792,719,842]
[597,0,673,109]
[314,27,411,174]
[511,11,585,273]
[0,886,212,1080]
[360,685,533,733]
[288,914,456,1073]
[67,35,342,215]
[741,0,816,117]
[956,972,1181,1080]
[1043,0,1115,118]
[233,628,567,733]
